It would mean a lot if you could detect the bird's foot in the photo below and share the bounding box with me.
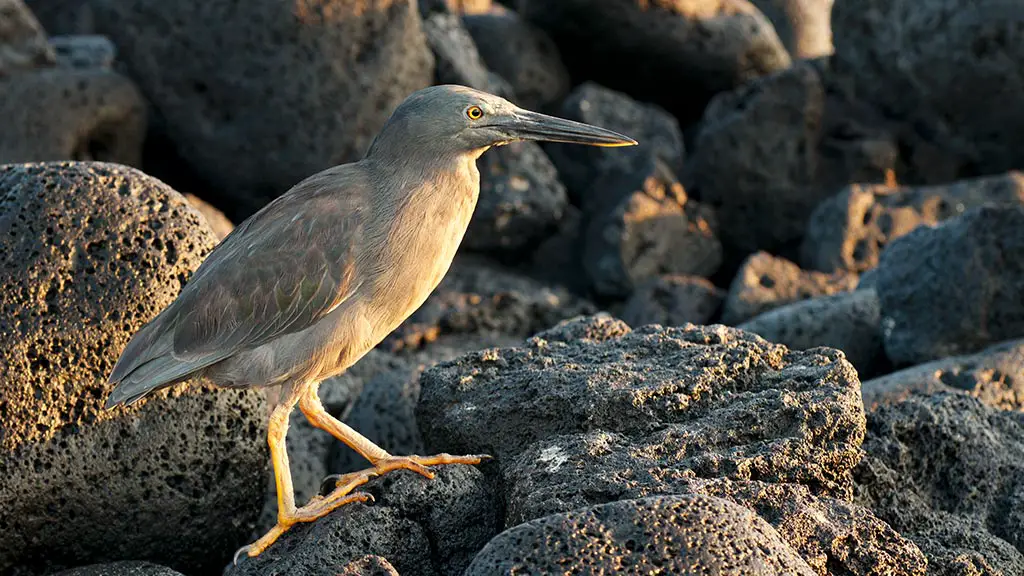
[322,452,492,487]
[232,470,377,564]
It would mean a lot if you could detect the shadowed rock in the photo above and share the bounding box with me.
[749,0,833,58]
[620,275,724,328]
[0,0,55,76]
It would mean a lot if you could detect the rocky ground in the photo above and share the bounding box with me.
[1,0,1023,574]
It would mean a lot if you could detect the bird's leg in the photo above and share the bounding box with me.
[234,381,375,563]
[299,382,490,486]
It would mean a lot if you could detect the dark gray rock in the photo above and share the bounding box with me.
[50,562,185,576]
[463,12,570,110]
[517,0,790,125]
[464,141,568,255]
[855,394,1024,574]
[0,67,146,166]
[802,173,1024,274]
[526,204,589,295]
[0,0,55,76]
[231,466,499,576]
[337,556,400,576]
[421,11,491,90]
[544,82,685,210]
[861,338,1024,412]
[23,0,95,35]
[466,495,817,576]
[91,0,434,218]
[871,205,1024,366]
[620,274,724,328]
[722,251,858,325]
[739,288,884,378]
[749,0,833,58]
[0,162,267,575]
[50,35,115,70]
[583,158,722,298]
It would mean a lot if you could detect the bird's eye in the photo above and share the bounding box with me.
[466,105,484,120]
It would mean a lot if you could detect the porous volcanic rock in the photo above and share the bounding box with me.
[620,274,724,328]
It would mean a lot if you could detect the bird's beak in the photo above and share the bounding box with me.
[502,109,638,147]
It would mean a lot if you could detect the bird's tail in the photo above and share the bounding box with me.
[104,354,194,408]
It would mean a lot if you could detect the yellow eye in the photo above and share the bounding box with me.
[466,105,484,120]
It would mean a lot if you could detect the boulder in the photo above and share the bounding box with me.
[184,193,234,240]
[50,562,185,576]
[871,205,1024,366]
[722,251,858,325]
[855,394,1024,574]
[0,162,266,575]
[583,157,722,298]
[23,0,95,35]
[91,0,435,219]
[739,288,884,378]
[466,495,817,576]
[517,0,790,124]
[620,274,724,328]
[0,0,55,76]
[802,173,1024,274]
[421,10,491,90]
[861,338,1024,412]
[749,0,833,58]
[463,12,570,110]
[50,34,115,70]
[526,205,589,295]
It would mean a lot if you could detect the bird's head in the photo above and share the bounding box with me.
[366,85,637,161]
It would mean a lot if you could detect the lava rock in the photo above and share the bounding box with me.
[871,205,1024,366]
[802,172,1024,274]
[50,34,115,70]
[832,0,1024,177]
[855,393,1024,574]
[0,67,146,166]
[50,562,185,576]
[739,288,884,377]
[91,0,434,219]
[722,251,858,325]
[0,0,55,76]
[517,0,790,125]
[232,466,499,576]
[463,11,570,110]
[749,0,833,58]
[583,157,722,298]
[184,193,234,240]
[861,338,1024,412]
[0,162,267,575]
[22,0,95,35]
[526,205,590,295]
[464,141,568,255]
[620,275,724,328]
[337,556,400,576]
[421,10,491,90]
[544,82,685,210]
[466,494,817,576]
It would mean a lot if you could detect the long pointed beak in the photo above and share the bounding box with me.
[504,109,638,147]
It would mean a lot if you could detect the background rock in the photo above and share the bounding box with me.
[466,495,817,576]
[749,0,833,58]
[802,173,1024,274]
[871,205,1024,366]
[855,394,1024,574]
[421,10,491,90]
[0,162,266,575]
[91,0,435,220]
[722,251,858,325]
[337,556,400,576]
[51,562,185,576]
[184,193,234,240]
[0,0,55,76]
[619,275,724,328]
[50,35,115,70]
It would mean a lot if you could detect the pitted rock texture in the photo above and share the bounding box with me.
[722,251,859,325]
[231,466,499,576]
[184,193,234,240]
[0,68,146,166]
[855,394,1024,574]
[871,205,1024,366]
[0,0,55,76]
[620,275,724,328]
[802,173,1024,274]
[463,11,570,110]
[421,10,491,90]
[466,495,818,576]
[517,0,790,124]
[0,162,266,575]
[739,288,884,378]
[861,338,1024,412]
[50,562,186,576]
[91,0,434,219]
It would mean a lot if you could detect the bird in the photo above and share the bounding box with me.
[103,84,637,561]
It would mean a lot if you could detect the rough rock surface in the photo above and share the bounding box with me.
[832,0,1024,177]
[855,394,1024,574]
[861,338,1024,412]
[232,466,499,576]
[544,82,685,210]
[583,158,722,298]
[749,0,833,58]
[0,162,266,575]
[517,0,790,124]
[0,68,146,166]
[0,0,55,76]
[50,562,186,576]
[463,12,570,110]
[802,173,1024,274]
[464,141,568,254]
[466,495,817,576]
[722,251,858,325]
[871,205,1024,366]
[337,556,400,576]
[739,288,884,378]
[421,10,491,90]
[50,35,115,70]
[91,0,435,218]
[184,193,234,240]
[620,275,724,328]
